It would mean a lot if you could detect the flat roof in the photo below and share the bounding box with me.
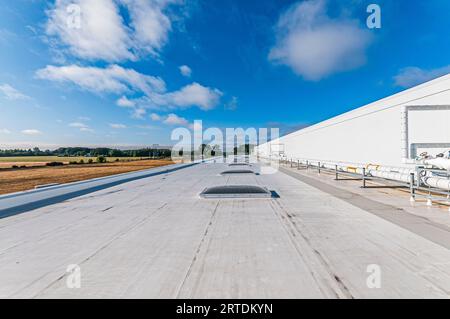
[0,161,450,298]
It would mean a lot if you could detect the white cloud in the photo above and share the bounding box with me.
[269,0,372,81]
[38,65,223,112]
[46,0,133,62]
[36,64,166,95]
[151,112,195,128]
[69,121,95,132]
[131,108,147,119]
[69,122,88,128]
[121,0,173,57]
[117,96,136,108]
[39,0,227,123]
[151,83,223,111]
[163,113,189,126]
[179,65,192,77]
[394,66,450,88]
[150,113,162,121]
[0,128,11,134]
[80,127,94,133]
[0,83,30,100]
[37,65,223,119]
[78,116,91,121]
[21,129,42,136]
[46,0,180,62]
[109,123,127,129]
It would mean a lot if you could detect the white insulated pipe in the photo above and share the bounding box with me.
[261,155,450,192]
[422,158,450,170]
[369,170,411,183]
[422,177,450,191]
[291,158,415,183]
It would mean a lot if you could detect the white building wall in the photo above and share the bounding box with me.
[257,74,450,167]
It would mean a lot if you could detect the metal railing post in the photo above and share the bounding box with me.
[335,165,338,180]
[427,184,433,206]
[362,168,366,188]
[297,160,300,170]
[409,173,416,202]
[318,162,321,174]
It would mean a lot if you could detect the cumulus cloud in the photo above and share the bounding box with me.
[80,127,94,133]
[131,108,147,119]
[163,113,189,126]
[39,0,228,123]
[151,112,190,127]
[0,83,30,100]
[269,0,372,81]
[116,96,136,108]
[394,66,450,88]
[21,129,42,136]
[38,2,226,119]
[45,0,180,62]
[179,65,192,77]
[69,121,94,132]
[150,113,162,121]
[37,65,222,112]
[151,83,223,111]
[36,64,166,95]
[46,0,133,62]
[109,123,127,129]
[69,122,88,128]
[121,0,173,57]
[0,128,11,134]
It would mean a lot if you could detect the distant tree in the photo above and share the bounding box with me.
[97,156,107,163]
[0,146,172,159]
[109,149,123,157]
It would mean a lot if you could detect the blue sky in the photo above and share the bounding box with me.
[0,0,449,149]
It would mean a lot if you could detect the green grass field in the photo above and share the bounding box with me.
[0,156,145,163]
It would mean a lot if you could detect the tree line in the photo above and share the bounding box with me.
[0,147,172,158]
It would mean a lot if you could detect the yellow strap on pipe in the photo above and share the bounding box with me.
[347,166,358,173]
